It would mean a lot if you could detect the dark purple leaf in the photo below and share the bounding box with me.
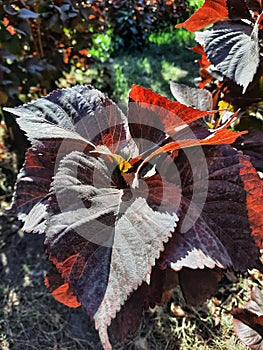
[159,144,262,275]
[6,85,136,233]
[158,198,232,272]
[109,267,178,342]
[226,0,252,19]
[4,85,134,156]
[46,150,180,348]
[9,147,54,233]
[227,0,263,19]
[196,21,260,93]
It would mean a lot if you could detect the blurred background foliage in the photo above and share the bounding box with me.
[0,0,197,108]
[0,0,202,201]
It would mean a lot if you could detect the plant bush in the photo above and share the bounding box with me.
[0,0,105,108]
[6,81,263,350]
[0,0,192,112]
[93,0,190,48]
[3,1,263,349]
[171,1,263,346]
[0,0,193,165]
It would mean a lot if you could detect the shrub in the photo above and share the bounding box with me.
[0,0,105,108]
[6,82,263,350]
[95,0,191,48]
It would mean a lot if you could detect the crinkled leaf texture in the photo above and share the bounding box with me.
[196,21,260,93]
[9,146,54,233]
[5,85,263,349]
[232,286,263,349]
[5,85,136,233]
[46,150,179,349]
[158,143,262,274]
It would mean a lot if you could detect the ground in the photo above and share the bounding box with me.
[0,210,258,350]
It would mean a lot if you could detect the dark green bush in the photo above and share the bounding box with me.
[95,0,190,48]
[0,0,105,108]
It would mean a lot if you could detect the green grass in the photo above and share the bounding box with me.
[110,26,198,104]
[58,26,199,108]
[110,39,197,104]
[148,26,194,46]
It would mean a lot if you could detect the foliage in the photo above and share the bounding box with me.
[149,26,194,46]
[92,0,191,49]
[0,0,192,112]
[3,0,263,349]
[56,25,197,113]
[0,0,194,168]
[175,0,263,121]
[172,1,263,347]
[5,83,263,349]
[83,26,197,105]
[0,0,105,108]
[89,29,115,62]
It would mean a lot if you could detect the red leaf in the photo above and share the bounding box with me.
[191,46,212,69]
[140,123,247,166]
[198,68,214,89]
[176,0,228,32]
[163,127,245,150]
[233,130,263,250]
[239,155,263,250]
[190,46,213,88]
[129,85,211,134]
[45,265,81,308]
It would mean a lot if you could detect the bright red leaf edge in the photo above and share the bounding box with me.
[4,84,263,350]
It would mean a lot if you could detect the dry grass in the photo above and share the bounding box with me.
[0,213,259,350]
